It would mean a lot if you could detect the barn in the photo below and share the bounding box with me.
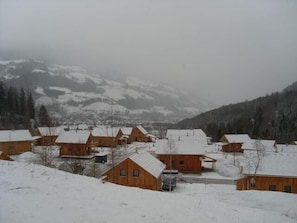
[155,129,208,173]
[102,151,166,191]
[0,130,34,155]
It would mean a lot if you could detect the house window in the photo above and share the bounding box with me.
[284,185,291,193]
[269,185,276,191]
[179,160,184,165]
[120,169,126,176]
[171,160,175,169]
[133,169,139,177]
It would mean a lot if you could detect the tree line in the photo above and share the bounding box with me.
[176,89,297,144]
[0,81,52,132]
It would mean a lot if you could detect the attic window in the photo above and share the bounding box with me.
[133,169,139,177]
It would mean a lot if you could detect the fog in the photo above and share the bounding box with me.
[1,0,297,105]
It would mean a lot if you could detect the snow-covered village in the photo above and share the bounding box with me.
[1,125,297,222]
[1,1,297,222]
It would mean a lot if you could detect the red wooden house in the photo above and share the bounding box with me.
[116,127,133,145]
[55,131,93,157]
[102,151,166,191]
[91,126,119,147]
[156,129,208,173]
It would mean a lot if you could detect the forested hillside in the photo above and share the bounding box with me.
[0,82,51,132]
[176,81,297,143]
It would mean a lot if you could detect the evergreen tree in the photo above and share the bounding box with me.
[0,82,7,115]
[38,105,51,127]
[19,88,26,116]
[27,93,35,119]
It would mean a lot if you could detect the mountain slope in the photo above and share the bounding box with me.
[0,60,215,124]
[176,86,297,143]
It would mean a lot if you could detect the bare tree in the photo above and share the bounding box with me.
[246,139,266,175]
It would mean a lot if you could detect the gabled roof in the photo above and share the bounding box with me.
[55,131,90,144]
[136,125,148,135]
[120,127,133,135]
[92,126,119,137]
[221,134,251,143]
[0,130,33,142]
[155,138,206,155]
[37,126,65,136]
[129,151,166,178]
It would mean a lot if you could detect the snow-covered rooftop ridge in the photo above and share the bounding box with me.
[166,129,207,141]
[55,131,90,144]
[119,127,133,135]
[37,127,65,136]
[92,126,119,137]
[129,151,166,178]
[222,134,251,143]
[0,130,33,142]
[155,139,207,155]
[136,125,148,135]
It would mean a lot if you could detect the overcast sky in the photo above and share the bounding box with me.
[1,0,297,106]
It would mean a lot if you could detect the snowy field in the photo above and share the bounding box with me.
[1,160,297,223]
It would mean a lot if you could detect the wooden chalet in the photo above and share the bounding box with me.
[116,127,133,145]
[156,129,208,173]
[35,126,65,146]
[129,125,153,143]
[220,134,251,153]
[0,130,34,155]
[55,131,93,157]
[102,151,166,191]
[236,145,297,194]
[91,126,119,148]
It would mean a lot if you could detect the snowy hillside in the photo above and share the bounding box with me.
[0,59,215,123]
[1,160,297,223]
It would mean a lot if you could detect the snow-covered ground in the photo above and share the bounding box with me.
[1,159,297,223]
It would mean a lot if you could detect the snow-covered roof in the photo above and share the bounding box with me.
[243,150,297,177]
[136,125,148,135]
[0,130,33,142]
[155,138,207,155]
[222,134,251,143]
[92,126,119,137]
[55,131,90,144]
[129,151,166,178]
[166,129,206,140]
[242,139,276,151]
[37,126,65,136]
[119,127,133,135]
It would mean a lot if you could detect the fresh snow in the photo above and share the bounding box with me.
[1,160,297,223]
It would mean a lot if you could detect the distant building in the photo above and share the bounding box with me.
[220,134,251,153]
[35,126,65,146]
[129,125,153,143]
[91,126,119,148]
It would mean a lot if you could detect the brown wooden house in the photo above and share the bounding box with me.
[91,126,119,148]
[35,126,65,146]
[55,131,93,157]
[220,134,251,153]
[156,129,208,173]
[0,130,34,155]
[116,127,133,145]
[102,151,166,191]
[129,125,152,143]
[236,147,297,194]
